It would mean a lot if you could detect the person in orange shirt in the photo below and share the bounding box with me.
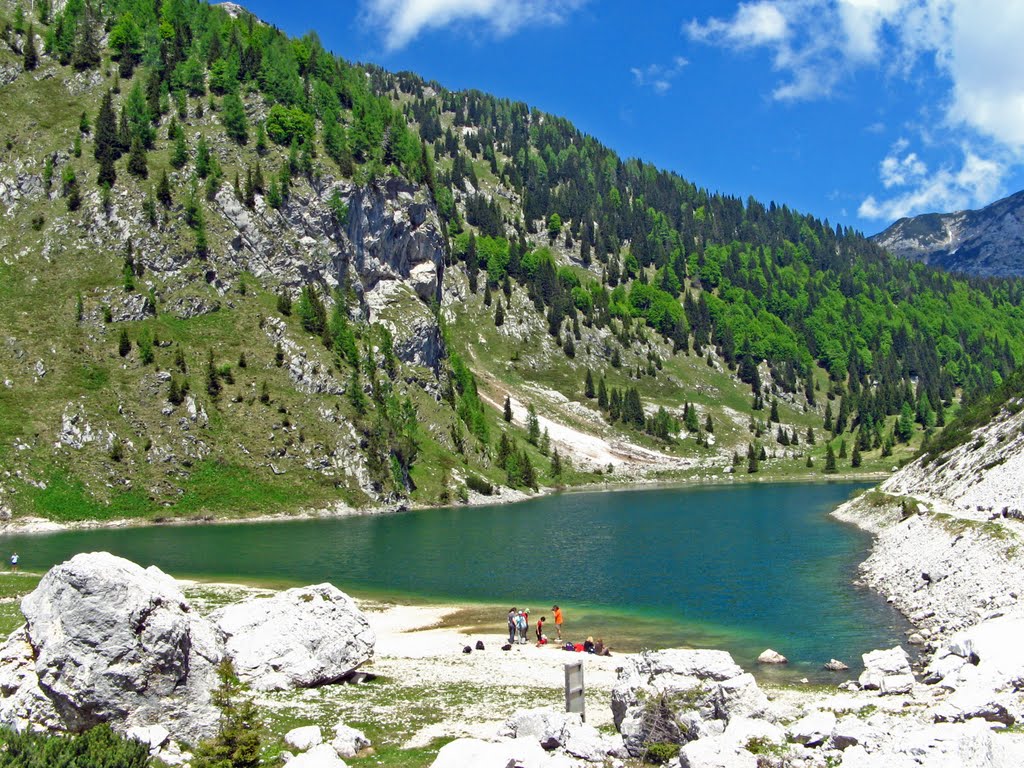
[552,604,563,640]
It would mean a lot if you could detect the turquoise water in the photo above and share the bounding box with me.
[0,482,909,679]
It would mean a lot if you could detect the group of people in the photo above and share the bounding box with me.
[503,604,609,655]
[507,604,563,646]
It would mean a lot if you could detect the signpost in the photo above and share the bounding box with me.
[564,661,585,721]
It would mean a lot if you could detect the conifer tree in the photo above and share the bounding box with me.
[72,13,100,71]
[851,443,862,468]
[769,398,780,423]
[192,661,261,768]
[118,329,131,357]
[823,401,833,432]
[127,135,148,178]
[551,448,562,477]
[824,443,838,474]
[157,171,172,206]
[221,93,248,144]
[171,125,188,169]
[839,439,847,459]
[503,395,512,422]
[526,403,540,445]
[494,300,504,326]
[23,24,37,71]
[746,443,759,474]
[584,369,595,398]
[206,350,221,398]
[597,377,608,409]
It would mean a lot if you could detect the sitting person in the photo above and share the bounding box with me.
[594,637,611,656]
[583,636,595,653]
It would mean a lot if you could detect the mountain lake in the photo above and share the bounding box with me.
[0,481,911,681]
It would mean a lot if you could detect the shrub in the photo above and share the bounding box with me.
[465,474,494,495]
[0,723,150,767]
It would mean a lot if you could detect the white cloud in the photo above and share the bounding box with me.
[688,0,1024,219]
[859,145,1007,220]
[687,2,789,47]
[361,0,588,50]
[631,56,688,94]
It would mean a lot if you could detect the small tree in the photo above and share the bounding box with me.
[851,443,862,468]
[23,23,38,71]
[118,329,131,357]
[193,660,261,768]
[584,369,595,398]
[824,443,838,474]
[503,395,513,422]
[127,135,148,178]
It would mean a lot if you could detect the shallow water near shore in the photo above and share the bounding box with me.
[0,482,910,681]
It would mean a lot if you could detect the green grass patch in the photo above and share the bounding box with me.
[19,470,153,522]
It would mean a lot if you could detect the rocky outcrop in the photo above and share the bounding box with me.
[0,553,221,741]
[212,583,375,691]
[501,707,623,762]
[610,649,770,758]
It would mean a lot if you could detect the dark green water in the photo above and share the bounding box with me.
[0,482,909,680]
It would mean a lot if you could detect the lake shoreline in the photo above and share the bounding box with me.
[0,469,889,536]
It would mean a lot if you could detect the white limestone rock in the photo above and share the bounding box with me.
[757,649,788,664]
[789,710,836,747]
[286,743,349,768]
[330,722,371,758]
[285,725,324,751]
[0,552,221,741]
[859,646,911,690]
[429,737,579,767]
[678,736,758,768]
[213,583,374,691]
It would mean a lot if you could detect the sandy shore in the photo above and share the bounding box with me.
[357,602,623,739]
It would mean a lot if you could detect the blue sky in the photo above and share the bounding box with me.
[238,1,1024,235]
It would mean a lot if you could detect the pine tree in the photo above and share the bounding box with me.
[806,454,814,468]
[526,403,540,445]
[22,24,38,71]
[206,350,221,398]
[192,661,261,768]
[597,377,608,409]
[118,329,131,357]
[503,395,513,422]
[157,171,172,206]
[221,93,248,144]
[838,439,847,459]
[851,443,862,468]
[277,291,292,316]
[584,369,595,398]
[494,300,504,326]
[127,135,148,178]
[705,413,714,433]
[746,443,759,474]
[171,126,188,169]
[72,13,100,71]
[823,401,833,432]
[769,398,780,423]
[550,448,562,477]
[824,443,838,474]
[807,426,815,445]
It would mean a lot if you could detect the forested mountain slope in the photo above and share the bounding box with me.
[0,0,1021,524]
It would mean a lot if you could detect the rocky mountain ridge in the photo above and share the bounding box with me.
[871,190,1024,277]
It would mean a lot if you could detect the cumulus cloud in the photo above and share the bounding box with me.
[361,0,588,50]
[859,144,1007,220]
[688,0,1024,219]
[631,57,688,94]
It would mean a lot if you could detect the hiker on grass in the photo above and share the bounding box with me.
[507,608,517,644]
[9,553,18,572]
[515,610,528,644]
[552,604,563,640]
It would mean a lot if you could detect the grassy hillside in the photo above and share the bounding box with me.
[0,0,1019,525]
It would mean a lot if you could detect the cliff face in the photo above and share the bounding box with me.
[871,190,1024,277]
[833,398,1024,645]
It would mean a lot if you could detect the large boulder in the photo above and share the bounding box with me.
[286,743,349,768]
[859,646,912,692]
[213,583,374,691]
[0,552,221,741]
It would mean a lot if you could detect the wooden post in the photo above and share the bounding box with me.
[564,660,585,722]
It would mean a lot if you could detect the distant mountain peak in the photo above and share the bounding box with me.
[871,190,1024,277]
